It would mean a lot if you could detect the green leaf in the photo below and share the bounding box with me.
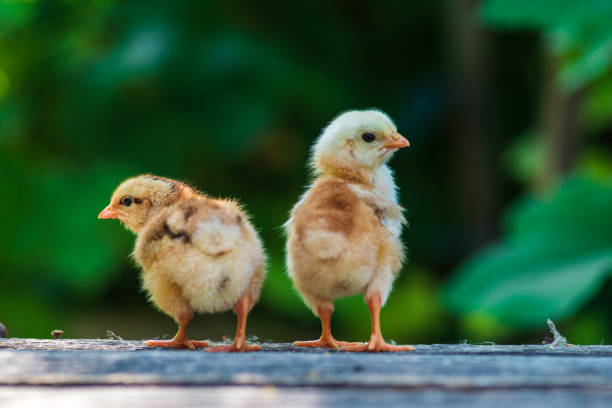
[0,0,37,35]
[481,0,612,90]
[581,75,612,131]
[443,175,612,328]
[502,130,546,184]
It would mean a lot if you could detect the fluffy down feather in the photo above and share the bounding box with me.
[135,198,265,314]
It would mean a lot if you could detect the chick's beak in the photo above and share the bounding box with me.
[383,131,410,150]
[98,204,119,220]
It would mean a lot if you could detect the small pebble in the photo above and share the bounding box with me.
[52,330,64,339]
[0,322,6,338]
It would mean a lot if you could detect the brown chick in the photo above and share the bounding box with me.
[285,109,412,352]
[98,175,265,352]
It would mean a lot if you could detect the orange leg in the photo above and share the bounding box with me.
[294,304,364,350]
[341,292,413,352]
[146,313,209,350]
[207,295,261,352]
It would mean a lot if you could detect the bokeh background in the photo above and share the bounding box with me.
[2,0,612,345]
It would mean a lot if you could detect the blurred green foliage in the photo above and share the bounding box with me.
[0,0,611,345]
[444,172,612,328]
[443,0,612,340]
[482,0,612,91]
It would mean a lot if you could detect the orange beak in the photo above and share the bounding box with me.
[383,131,410,150]
[98,204,119,220]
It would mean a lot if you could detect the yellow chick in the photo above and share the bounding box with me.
[285,110,412,352]
[98,175,265,352]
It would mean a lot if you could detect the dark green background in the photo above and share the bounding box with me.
[1,0,612,345]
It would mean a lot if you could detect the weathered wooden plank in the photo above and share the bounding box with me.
[1,386,612,408]
[2,339,612,407]
[1,339,612,390]
[2,338,612,354]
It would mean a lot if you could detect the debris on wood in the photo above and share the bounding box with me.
[105,330,123,341]
[546,318,567,347]
[51,330,64,339]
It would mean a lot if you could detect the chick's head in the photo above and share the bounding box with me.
[311,109,409,178]
[98,175,190,233]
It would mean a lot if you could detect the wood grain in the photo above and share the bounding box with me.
[2,339,612,407]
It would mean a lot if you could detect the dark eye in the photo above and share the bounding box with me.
[120,196,133,207]
[361,132,376,143]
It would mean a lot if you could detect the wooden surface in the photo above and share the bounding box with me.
[2,339,612,407]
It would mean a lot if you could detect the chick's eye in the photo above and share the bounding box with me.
[120,196,133,207]
[361,132,376,143]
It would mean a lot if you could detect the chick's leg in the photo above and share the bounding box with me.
[341,292,413,352]
[207,294,261,352]
[145,312,209,350]
[294,303,363,350]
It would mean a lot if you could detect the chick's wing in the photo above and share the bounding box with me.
[165,199,243,258]
[292,178,367,260]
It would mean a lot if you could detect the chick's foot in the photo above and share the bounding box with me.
[145,339,209,350]
[340,292,414,352]
[206,342,261,352]
[294,337,363,350]
[294,304,364,350]
[341,333,413,352]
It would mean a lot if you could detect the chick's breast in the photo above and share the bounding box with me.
[134,198,265,314]
[287,176,389,301]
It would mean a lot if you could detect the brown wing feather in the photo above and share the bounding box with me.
[292,178,369,260]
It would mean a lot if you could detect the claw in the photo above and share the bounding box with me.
[294,338,364,350]
[145,339,209,350]
[341,341,414,352]
[207,343,261,352]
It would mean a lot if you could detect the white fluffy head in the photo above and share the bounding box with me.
[311,109,408,178]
